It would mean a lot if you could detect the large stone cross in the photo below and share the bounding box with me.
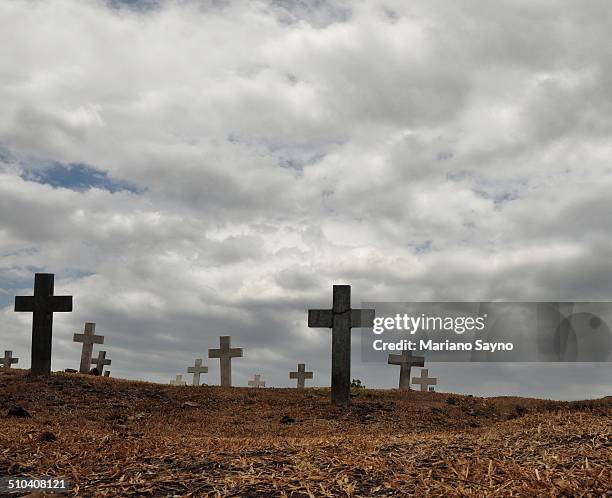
[1,350,19,369]
[308,285,375,406]
[73,322,104,374]
[388,350,424,390]
[187,358,208,386]
[91,350,111,375]
[14,273,73,375]
[208,336,243,387]
[289,363,313,389]
[170,374,186,386]
[248,374,265,388]
[412,368,437,392]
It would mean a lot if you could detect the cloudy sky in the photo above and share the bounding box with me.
[1,0,611,400]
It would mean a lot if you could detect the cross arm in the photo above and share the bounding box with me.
[387,354,404,365]
[15,296,72,312]
[188,366,209,373]
[14,296,34,312]
[208,349,221,358]
[73,333,104,344]
[50,296,73,312]
[308,309,333,328]
[351,309,375,328]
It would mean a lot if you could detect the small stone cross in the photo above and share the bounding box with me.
[187,358,208,386]
[73,322,104,374]
[170,374,186,386]
[289,363,313,389]
[412,368,437,392]
[388,350,424,390]
[1,350,19,369]
[208,336,243,387]
[248,374,265,388]
[91,350,111,376]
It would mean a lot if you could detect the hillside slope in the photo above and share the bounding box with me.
[1,369,610,497]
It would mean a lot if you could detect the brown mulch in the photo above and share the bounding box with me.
[0,369,610,497]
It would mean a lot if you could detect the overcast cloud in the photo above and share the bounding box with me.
[0,0,610,399]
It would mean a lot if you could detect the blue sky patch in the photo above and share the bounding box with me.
[21,161,143,194]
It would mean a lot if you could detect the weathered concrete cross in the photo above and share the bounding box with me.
[289,363,313,389]
[412,368,437,392]
[208,336,243,387]
[308,285,375,406]
[187,358,208,386]
[170,374,186,386]
[91,350,111,376]
[248,374,265,388]
[1,350,19,369]
[388,350,424,390]
[14,273,73,375]
[73,322,104,374]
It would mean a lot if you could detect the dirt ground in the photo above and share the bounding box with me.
[0,369,610,497]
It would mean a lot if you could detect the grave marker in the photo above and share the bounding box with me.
[1,350,19,369]
[388,351,424,390]
[208,336,243,387]
[14,273,73,375]
[187,358,208,386]
[412,368,437,392]
[91,351,111,376]
[73,322,104,374]
[308,285,374,406]
[170,374,186,386]
[248,374,265,388]
[289,363,313,389]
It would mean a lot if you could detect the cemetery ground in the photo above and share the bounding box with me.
[1,369,610,497]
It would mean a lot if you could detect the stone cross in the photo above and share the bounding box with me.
[73,322,104,374]
[388,350,424,390]
[289,363,313,389]
[308,285,375,406]
[91,350,111,376]
[170,374,186,386]
[187,358,208,386]
[14,273,73,375]
[208,336,243,387]
[1,350,19,369]
[248,374,265,388]
[412,368,437,392]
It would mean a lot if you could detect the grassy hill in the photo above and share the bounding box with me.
[1,369,610,497]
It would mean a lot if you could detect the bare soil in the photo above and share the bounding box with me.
[0,369,610,497]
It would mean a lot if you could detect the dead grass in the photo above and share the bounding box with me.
[0,369,610,497]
